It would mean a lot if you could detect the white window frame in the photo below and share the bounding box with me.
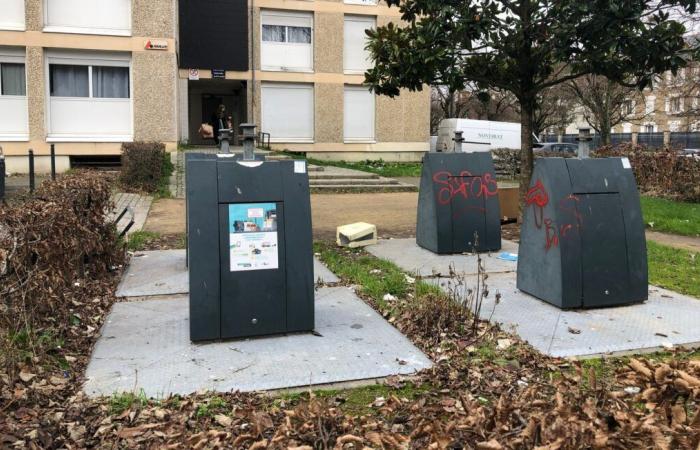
[0,0,26,31]
[45,50,133,142]
[343,85,376,143]
[261,83,314,143]
[645,96,655,115]
[344,0,378,5]
[260,10,314,73]
[43,0,131,36]
[344,15,376,75]
[0,47,29,141]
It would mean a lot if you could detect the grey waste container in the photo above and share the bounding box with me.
[416,152,502,253]
[186,153,314,341]
[517,157,647,309]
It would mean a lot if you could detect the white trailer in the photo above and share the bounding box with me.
[436,118,524,152]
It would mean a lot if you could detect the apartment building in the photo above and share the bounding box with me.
[563,65,700,136]
[0,0,178,173]
[178,0,430,161]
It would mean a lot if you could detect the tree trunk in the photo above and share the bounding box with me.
[600,115,611,146]
[518,98,535,219]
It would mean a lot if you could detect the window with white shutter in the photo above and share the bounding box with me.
[344,86,375,142]
[344,15,376,74]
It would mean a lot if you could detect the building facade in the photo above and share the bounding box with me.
[178,0,430,162]
[0,0,179,173]
[563,65,700,137]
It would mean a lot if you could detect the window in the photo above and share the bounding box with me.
[260,11,313,72]
[622,100,634,116]
[0,0,25,30]
[669,121,680,132]
[1,63,26,96]
[344,0,378,4]
[344,86,375,142]
[645,96,655,115]
[44,0,131,36]
[47,51,132,141]
[49,65,129,98]
[643,124,655,133]
[0,48,28,140]
[261,83,314,142]
[670,97,682,114]
[344,15,376,74]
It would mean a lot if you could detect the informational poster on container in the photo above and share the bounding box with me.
[228,203,278,272]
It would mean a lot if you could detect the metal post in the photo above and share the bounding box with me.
[576,128,592,159]
[50,144,56,180]
[239,123,257,160]
[219,128,232,154]
[453,130,465,152]
[28,149,35,192]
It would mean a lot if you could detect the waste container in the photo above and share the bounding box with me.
[186,153,314,341]
[416,152,502,253]
[517,157,647,308]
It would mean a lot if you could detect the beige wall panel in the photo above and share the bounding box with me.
[402,88,430,142]
[25,46,45,141]
[314,12,343,74]
[25,0,42,31]
[132,0,176,38]
[132,51,178,142]
[315,83,343,143]
[376,93,404,142]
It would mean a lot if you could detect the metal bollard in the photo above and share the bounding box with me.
[28,149,35,192]
[453,130,465,152]
[239,123,257,161]
[219,128,232,154]
[50,144,56,180]
[576,128,592,159]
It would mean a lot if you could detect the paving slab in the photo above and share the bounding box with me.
[116,250,339,298]
[428,274,700,358]
[368,238,700,357]
[84,287,432,397]
[366,238,519,276]
[109,193,153,235]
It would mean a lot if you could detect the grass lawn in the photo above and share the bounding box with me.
[647,240,700,297]
[640,196,700,236]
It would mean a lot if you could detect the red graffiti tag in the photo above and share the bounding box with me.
[524,179,548,229]
[433,171,498,206]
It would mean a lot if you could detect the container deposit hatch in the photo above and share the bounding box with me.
[186,153,314,341]
[416,152,501,254]
[517,157,647,309]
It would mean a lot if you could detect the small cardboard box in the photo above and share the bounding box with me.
[336,222,377,248]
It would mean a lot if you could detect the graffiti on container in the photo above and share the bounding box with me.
[524,181,583,251]
[433,171,498,206]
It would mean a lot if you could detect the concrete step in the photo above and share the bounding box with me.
[308,165,325,172]
[309,178,399,186]
[310,184,418,193]
[309,173,379,180]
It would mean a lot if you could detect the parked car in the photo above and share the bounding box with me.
[533,142,578,154]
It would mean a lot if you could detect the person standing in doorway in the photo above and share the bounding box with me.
[211,104,227,145]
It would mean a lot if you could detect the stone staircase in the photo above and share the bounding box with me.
[308,165,417,193]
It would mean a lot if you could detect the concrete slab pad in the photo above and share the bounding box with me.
[366,238,518,276]
[367,239,700,357]
[116,250,339,298]
[429,273,700,358]
[84,287,432,397]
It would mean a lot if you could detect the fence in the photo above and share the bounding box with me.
[543,132,700,150]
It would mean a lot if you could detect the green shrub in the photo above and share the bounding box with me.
[120,142,167,193]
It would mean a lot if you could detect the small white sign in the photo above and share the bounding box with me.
[621,157,632,169]
[294,161,306,174]
[188,68,199,81]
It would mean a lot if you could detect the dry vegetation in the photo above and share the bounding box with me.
[0,176,698,449]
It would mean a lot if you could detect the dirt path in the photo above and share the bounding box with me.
[646,230,700,253]
[143,194,700,252]
[143,193,421,241]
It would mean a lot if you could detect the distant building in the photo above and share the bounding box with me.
[561,65,700,137]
